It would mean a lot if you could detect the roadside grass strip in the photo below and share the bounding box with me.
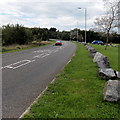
[90,44,119,71]
[23,43,119,118]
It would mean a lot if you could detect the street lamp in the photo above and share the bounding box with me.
[78,7,87,43]
[118,1,120,34]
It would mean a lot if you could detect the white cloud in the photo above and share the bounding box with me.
[0,0,105,30]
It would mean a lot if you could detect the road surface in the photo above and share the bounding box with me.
[2,41,76,118]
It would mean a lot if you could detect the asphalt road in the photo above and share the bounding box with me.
[2,41,76,118]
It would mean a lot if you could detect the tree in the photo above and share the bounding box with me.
[117,1,120,34]
[70,29,77,41]
[2,24,15,45]
[25,28,33,44]
[94,0,119,43]
[49,27,57,39]
[49,27,57,32]
[61,31,70,40]
[2,24,33,45]
[31,27,49,41]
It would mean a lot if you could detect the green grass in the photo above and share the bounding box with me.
[1,40,55,54]
[90,44,119,71]
[23,43,119,119]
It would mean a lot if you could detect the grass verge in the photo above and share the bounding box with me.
[90,44,119,71]
[1,41,55,53]
[23,43,119,119]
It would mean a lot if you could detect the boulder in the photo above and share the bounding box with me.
[85,45,90,49]
[93,52,106,62]
[85,45,97,53]
[96,59,110,68]
[116,71,120,79]
[103,80,120,102]
[112,45,118,47]
[93,52,110,68]
[85,45,97,58]
[88,47,97,53]
[82,43,87,46]
[99,68,117,80]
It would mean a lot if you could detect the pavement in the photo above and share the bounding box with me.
[2,41,76,118]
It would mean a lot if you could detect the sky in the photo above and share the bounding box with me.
[0,0,105,31]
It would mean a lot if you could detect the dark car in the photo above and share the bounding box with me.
[55,41,62,46]
[91,40,104,45]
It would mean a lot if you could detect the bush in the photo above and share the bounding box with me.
[2,24,33,45]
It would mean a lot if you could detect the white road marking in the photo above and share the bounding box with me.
[6,66,13,69]
[52,50,59,53]
[34,49,52,53]
[33,53,45,58]
[2,43,68,70]
[12,60,32,69]
[41,53,50,58]
[31,60,35,62]
[2,59,35,70]
[0,67,3,70]
[34,50,44,53]
[33,55,39,58]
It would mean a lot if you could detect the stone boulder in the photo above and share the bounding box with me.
[85,45,97,58]
[81,42,87,46]
[112,45,118,47]
[93,52,110,68]
[85,45,90,49]
[93,52,106,62]
[85,45,97,53]
[116,71,120,79]
[88,47,97,53]
[103,80,120,102]
[99,68,117,80]
[96,59,110,68]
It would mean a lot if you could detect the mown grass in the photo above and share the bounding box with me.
[1,40,55,53]
[23,43,119,119]
[90,44,119,71]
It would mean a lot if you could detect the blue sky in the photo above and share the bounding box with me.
[0,0,105,31]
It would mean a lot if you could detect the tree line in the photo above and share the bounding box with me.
[1,23,120,46]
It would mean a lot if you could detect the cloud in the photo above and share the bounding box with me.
[0,0,105,31]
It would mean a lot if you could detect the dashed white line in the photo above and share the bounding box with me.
[12,60,32,69]
[2,59,35,70]
[52,50,59,53]
[2,43,68,70]
[31,60,35,62]
[33,53,45,58]
[41,53,50,58]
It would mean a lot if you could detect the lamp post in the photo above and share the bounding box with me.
[118,1,120,34]
[78,7,87,43]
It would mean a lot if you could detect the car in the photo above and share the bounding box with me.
[91,40,104,45]
[55,41,62,46]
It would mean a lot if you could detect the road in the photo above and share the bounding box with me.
[2,41,76,118]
